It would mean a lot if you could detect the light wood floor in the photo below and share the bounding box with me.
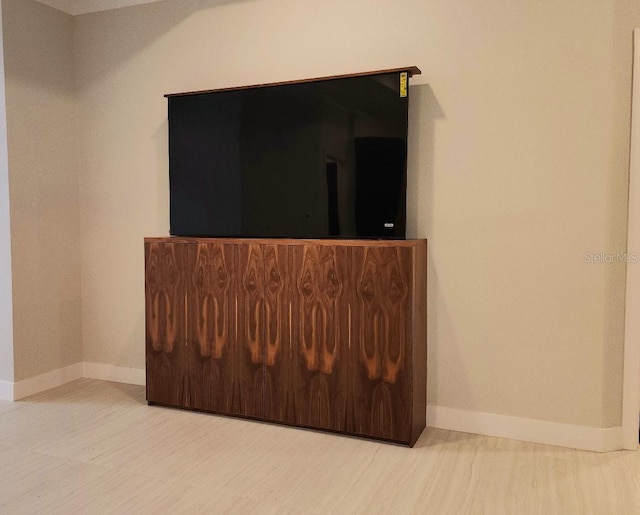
[0,379,638,514]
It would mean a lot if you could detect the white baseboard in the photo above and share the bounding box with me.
[13,363,84,400]
[0,380,14,401]
[1,362,145,401]
[82,362,145,386]
[427,405,623,452]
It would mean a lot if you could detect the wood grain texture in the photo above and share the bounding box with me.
[234,244,265,418]
[186,242,236,414]
[349,246,413,443]
[144,237,427,445]
[288,244,347,431]
[145,237,422,248]
[262,245,295,424]
[145,242,188,407]
[410,240,428,446]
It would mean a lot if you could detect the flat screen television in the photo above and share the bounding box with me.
[166,67,420,239]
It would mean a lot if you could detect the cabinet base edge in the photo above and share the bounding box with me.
[146,400,424,447]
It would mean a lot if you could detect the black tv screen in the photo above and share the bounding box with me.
[167,69,417,239]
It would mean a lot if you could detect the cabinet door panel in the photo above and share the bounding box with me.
[145,242,189,407]
[186,242,236,413]
[285,244,350,431]
[235,244,266,418]
[262,245,295,423]
[349,246,413,442]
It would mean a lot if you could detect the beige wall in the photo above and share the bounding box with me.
[0,0,633,427]
[2,0,82,381]
[71,0,640,428]
[0,2,13,384]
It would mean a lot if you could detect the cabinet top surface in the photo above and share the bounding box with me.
[144,237,426,248]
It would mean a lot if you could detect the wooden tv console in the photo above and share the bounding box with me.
[144,237,427,446]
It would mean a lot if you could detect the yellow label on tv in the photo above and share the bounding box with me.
[400,72,408,98]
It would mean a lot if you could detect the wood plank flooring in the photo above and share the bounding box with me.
[0,379,638,514]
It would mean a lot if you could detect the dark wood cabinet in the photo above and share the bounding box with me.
[145,242,189,408]
[186,241,261,417]
[145,237,427,446]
